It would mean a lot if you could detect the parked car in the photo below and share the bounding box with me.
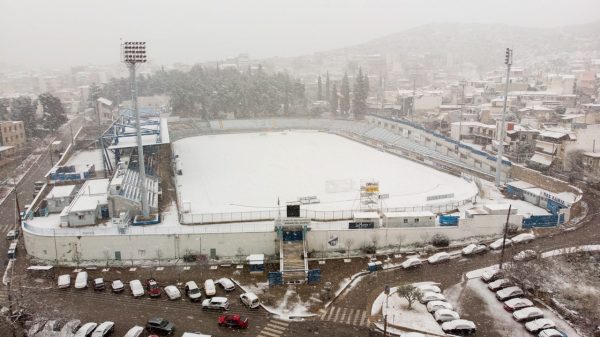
[434,308,460,323]
[513,250,538,262]
[146,278,161,298]
[184,281,202,301]
[91,321,114,337]
[240,292,260,309]
[462,243,487,256]
[204,279,216,297]
[216,278,235,291]
[440,319,476,334]
[93,278,105,291]
[496,286,524,301]
[503,298,533,312]
[60,320,82,335]
[488,278,513,291]
[511,233,535,244]
[181,333,212,337]
[164,285,182,300]
[490,238,512,250]
[427,252,450,264]
[111,279,124,293]
[513,307,544,322]
[74,271,88,289]
[481,269,503,283]
[525,318,556,333]
[202,297,230,311]
[218,314,248,329]
[538,329,567,337]
[123,326,144,337]
[401,257,422,269]
[426,300,453,313]
[415,284,441,294]
[146,318,176,335]
[74,322,98,337]
[129,280,144,297]
[419,291,446,304]
[58,274,71,288]
[6,229,19,240]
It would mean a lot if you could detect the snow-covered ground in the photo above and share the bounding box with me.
[172,131,478,215]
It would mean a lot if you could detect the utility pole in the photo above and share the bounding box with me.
[499,204,512,270]
[411,74,416,121]
[495,48,512,186]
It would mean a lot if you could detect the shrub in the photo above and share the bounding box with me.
[430,233,450,247]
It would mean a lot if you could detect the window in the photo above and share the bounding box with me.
[403,219,408,223]
[415,218,420,223]
[78,215,84,220]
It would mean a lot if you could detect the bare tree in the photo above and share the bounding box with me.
[396,284,423,309]
[345,238,354,258]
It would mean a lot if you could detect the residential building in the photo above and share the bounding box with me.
[0,121,26,148]
[97,97,114,124]
[582,152,600,182]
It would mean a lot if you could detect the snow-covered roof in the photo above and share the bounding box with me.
[66,149,113,169]
[0,146,14,152]
[46,185,77,199]
[246,254,264,264]
[97,97,113,106]
[506,180,536,190]
[560,114,585,120]
[383,211,435,218]
[483,204,513,211]
[539,129,572,140]
[67,179,109,213]
[583,152,600,158]
[529,153,553,166]
[353,212,380,219]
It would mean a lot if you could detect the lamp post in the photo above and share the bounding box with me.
[121,41,149,217]
[496,48,512,186]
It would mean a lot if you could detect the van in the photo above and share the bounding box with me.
[204,279,216,297]
[240,292,260,309]
[74,271,88,289]
[7,242,17,259]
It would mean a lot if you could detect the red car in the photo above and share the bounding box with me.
[218,314,249,329]
[146,278,161,298]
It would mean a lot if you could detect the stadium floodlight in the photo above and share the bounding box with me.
[121,41,150,217]
[495,48,513,187]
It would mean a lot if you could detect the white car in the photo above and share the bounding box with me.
[58,274,71,288]
[74,322,98,337]
[201,296,230,311]
[129,279,144,297]
[434,308,460,323]
[503,298,533,312]
[441,319,476,334]
[419,291,446,303]
[217,277,235,291]
[511,232,535,244]
[496,286,524,301]
[490,238,512,250]
[204,279,216,296]
[426,300,453,313]
[415,284,441,293]
[111,279,124,293]
[123,326,144,337]
[427,252,450,264]
[401,257,422,269]
[462,243,487,255]
[185,281,202,301]
[74,271,88,289]
[481,269,503,283]
[525,318,556,333]
[513,250,537,262]
[538,329,566,337]
[164,285,182,300]
[240,292,260,308]
[60,320,82,335]
[513,307,544,322]
[91,321,114,337]
[488,278,513,291]
[182,333,212,337]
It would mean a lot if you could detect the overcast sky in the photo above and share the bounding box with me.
[1,0,599,68]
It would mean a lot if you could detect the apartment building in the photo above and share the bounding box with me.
[0,121,26,148]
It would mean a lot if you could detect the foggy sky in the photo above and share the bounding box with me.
[1,0,599,68]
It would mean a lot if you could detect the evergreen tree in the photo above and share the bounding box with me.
[317,75,323,101]
[38,93,67,131]
[325,71,330,103]
[0,98,9,120]
[352,68,368,119]
[340,73,350,116]
[330,84,338,115]
[10,96,36,136]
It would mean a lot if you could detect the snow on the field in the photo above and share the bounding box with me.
[173,131,478,215]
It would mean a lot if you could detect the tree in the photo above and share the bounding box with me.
[565,149,585,182]
[10,96,36,137]
[340,73,351,116]
[396,284,423,309]
[317,75,323,101]
[325,71,330,103]
[0,98,10,120]
[330,84,338,115]
[38,93,67,131]
[353,68,368,119]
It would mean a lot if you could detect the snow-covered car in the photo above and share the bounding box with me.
[496,286,524,301]
[74,271,88,289]
[513,249,538,262]
[462,243,487,256]
[490,238,512,250]
[538,328,567,337]
[202,296,230,311]
[427,252,450,264]
[74,322,98,337]
[185,281,202,301]
[488,278,513,291]
[146,278,161,298]
[511,232,535,244]
[401,257,422,269]
[513,307,544,322]
[204,279,216,297]
[240,292,260,308]
[129,279,145,297]
[164,285,182,300]
[217,277,235,291]
[58,274,71,288]
[123,326,144,337]
[503,298,533,312]
[481,269,503,283]
[433,308,460,323]
[93,278,105,291]
[440,319,476,334]
[525,318,556,333]
[182,333,212,337]
[60,319,82,335]
[91,321,114,337]
[426,300,453,313]
[111,279,124,293]
[415,284,441,294]
[419,291,446,304]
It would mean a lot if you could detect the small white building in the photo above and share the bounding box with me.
[383,211,436,227]
[352,212,380,227]
[44,185,77,213]
[483,204,518,216]
[60,179,109,227]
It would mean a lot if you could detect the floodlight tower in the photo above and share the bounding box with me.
[121,41,149,217]
[495,48,512,187]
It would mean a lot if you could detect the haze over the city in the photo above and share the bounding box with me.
[1,0,599,68]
